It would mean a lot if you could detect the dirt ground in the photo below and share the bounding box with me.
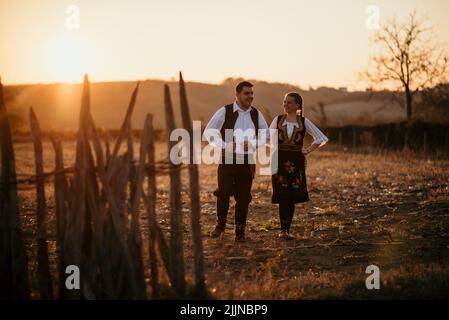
[14,141,449,299]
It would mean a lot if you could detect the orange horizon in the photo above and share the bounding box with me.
[0,73,416,94]
[1,1,448,91]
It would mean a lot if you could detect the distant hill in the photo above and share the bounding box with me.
[5,78,406,131]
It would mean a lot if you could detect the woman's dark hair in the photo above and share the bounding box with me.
[286,92,303,110]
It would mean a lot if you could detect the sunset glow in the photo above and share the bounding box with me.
[44,33,94,83]
[1,0,448,89]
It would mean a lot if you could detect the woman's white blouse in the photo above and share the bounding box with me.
[269,116,329,147]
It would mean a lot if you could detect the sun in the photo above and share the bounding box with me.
[44,33,92,83]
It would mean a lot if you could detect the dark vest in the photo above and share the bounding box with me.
[220,103,259,140]
[276,114,306,151]
[220,103,259,164]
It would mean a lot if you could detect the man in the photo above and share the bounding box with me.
[203,81,269,241]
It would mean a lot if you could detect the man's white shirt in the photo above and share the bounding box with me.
[203,103,329,152]
[203,102,270,154]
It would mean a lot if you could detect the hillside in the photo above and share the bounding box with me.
[5,78,405,131]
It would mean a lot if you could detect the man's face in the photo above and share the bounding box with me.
[236,86,254,109]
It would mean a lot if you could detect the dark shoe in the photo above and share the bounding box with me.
[209,226,224,238]
[235,233,246,242]
[278,230,295,240]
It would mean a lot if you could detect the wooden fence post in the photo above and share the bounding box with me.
[179,72,205,294]
[127,114,151,299]
[89,83,142,299]
[127,116,136,212]
[108,83,140,168]
[0,77,30,299]
[29,107,53,299]
[105,130,111,163]
[164,84,185,297]
[145,113,159,299]
[64,74,94,299]
[50,135,69,299]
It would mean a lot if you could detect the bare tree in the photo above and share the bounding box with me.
[364,12,448,120]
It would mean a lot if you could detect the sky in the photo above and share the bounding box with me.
[1,0,448,89]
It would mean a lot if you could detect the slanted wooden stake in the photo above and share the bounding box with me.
[127,114,152,299]
[179,72,205,294]
[145,113,159,299]
[0,77,30,299]
[164,84,185,297]
[64,74,92,299]
[108,82,140,169]
[29,107,53,299]
[105,130,111,163]
[50,134,69,299]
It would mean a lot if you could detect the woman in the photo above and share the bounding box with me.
[270,92,328,240]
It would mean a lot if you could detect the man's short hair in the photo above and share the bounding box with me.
[236,81,253,93]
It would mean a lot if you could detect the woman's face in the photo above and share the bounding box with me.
[283,95,300,114]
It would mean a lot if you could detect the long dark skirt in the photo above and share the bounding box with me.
[271,149,310,204]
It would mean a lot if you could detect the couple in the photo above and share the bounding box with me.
[203,81,328,241]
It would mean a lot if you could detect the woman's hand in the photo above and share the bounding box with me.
[303,143,319,156]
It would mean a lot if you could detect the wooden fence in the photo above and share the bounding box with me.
[0,73,205,299]
[322,121,449,155]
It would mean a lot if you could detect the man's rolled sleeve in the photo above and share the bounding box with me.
[203,106,227,149]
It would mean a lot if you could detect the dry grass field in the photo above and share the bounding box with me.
[14,141,449,299]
